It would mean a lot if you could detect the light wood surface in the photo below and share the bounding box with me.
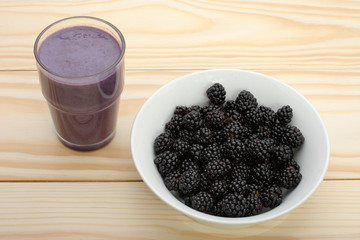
[0,0,359,239]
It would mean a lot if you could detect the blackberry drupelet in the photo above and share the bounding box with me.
[154,151,179,176]
[190,191,215,213]
[178,168,201,195]
[236,90,258,113]
[276,105,293,125]
[206,82,226,106]
[154,131,173,155]
[260,184,283,209]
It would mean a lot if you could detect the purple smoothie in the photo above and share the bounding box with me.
[36,26,124,150]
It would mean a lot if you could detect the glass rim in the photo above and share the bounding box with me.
[33,16,126,80]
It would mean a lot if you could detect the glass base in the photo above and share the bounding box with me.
[56,131,115,151]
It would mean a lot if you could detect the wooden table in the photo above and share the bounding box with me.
[0,1,359,239]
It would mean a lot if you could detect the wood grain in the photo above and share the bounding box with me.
[0,70,359,181]
[1,0,360,71]
[0,180,358,240]
[0,0,359,239]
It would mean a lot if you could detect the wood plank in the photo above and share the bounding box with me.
[1,0,360,71]
[0,70,359,181]
[0,180,358,239]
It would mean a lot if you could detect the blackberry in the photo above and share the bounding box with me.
[189,144,203,163]
[222,138,247,163]
[178,168,200,195]
[154,85,305,217]
[198,172,211,191]
[206,83,226,106]
[251,163,274,186]
[246,192,263,216]
[165,115,183,136]
[174,105,189,116]
[244,108,261,129]
[286,159,301,171]
[154,151,179,176]
[173,138,190,157]
[247,138,273,163]
[189,105,202,113]
[276,105,293,125]
[211,201,225,217]
[178,129,193,143]
[179,158,199,173]
[182,110,202,131]
[209,179,229,199]
[271,121,284,142]
[213,129,229,143]
[204,158,232,180]
[205,109,225,130]
[193,127,213,145]
[255,125,272,139]
[221,193,248,217]
[225,121,250,140]
[275,165,302,189]
[224,100,241,122]
[202,143,222,162]
[163,170,181,191]
[271,144,294,168]
[154,131,173,155]
[280,125,305,148]
[224,100,237,111]
[236,90,258,113]
[228,177,248,194]
[190,191,215,213]
[258,106,276,126]
[231,162,251,180]
[201,104,219,118]
[260,185,282,209]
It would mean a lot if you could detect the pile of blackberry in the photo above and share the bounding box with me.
[153,83,304,217]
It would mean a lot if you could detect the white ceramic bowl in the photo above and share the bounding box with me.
[131,69,330,228]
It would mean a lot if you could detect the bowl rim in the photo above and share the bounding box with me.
[131,69,330,225]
